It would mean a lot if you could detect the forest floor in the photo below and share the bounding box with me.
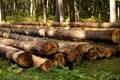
[0,56,120,80]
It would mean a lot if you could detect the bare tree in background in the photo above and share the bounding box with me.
[110,0,116,22]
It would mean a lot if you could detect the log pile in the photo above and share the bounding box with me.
[0,22,120,71]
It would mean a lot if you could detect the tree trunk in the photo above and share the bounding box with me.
[0,0,6,22]
[0,37,59,56]
[110,0,116,22]
[12,0,17,22]
[74,0,80,22]
[0,0,2,22]
[69,0,75,22]
[55,0,60,22]
[42,0,47,22]
[0,44,32,67]
[30,0,33,16]
[57,0,65,22]
[2,22,120,28]
[0,27,120,43]
[32,54,53,71]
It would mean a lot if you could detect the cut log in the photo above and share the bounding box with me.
[0,31,93,50]
[2,22,120,28]
[49,28,120,43]
[0,37,59,56]
[52,52,66,67]
[0,44,33,67]
[59,48,77,63]
[84,43,117,61]
[1,27,120,43]
[32,54,53,71]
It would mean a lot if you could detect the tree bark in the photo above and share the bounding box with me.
[1,22,120,28]
[69,0,75,22]
[110,0,116,22]
[0,0,3,22]
[57,0,65,22]
[0,44,33,67]
[55,0,60,22]
[32,54,53,71]
[0,0,6,22]
[42,0,47,22]
[1,27,120,43]
[0,37,59,56]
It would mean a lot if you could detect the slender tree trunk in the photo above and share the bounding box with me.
[55,0,59,22]
[43,0,47,22]
[117,1,120,21]
[110,0,116,22]
[58,0,65,22]
[74,0,80,22]
[0,44,33,67]
[69,0,75,22]
[0,0,6,22]
[13,0,16,22]
[0,0,2,22]
[30,0,33,16]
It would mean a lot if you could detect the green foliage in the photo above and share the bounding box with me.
[0,57,120,80]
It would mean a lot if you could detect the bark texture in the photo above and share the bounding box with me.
[1,22,120,29]
[1,27,120,43]
[0,37,59,56]
[0,44,33,67]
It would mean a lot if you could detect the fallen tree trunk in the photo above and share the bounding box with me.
[7,22,120,28]
[0,37,59,56]
[32,54,53,71]
[0,31,93,50]
[0,27,119,43]
[0,44,33,67]
[47,28,120,43]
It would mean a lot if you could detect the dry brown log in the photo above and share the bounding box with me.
[5,22,120,28]
[32,54,53,71]
[47,28,120,43]
[0,44,33,67]
[0,31,93,50]
[0,37,59,56]
[0,24,44,29]
[1,27,120,43]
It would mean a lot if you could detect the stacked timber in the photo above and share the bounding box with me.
[0,22,120,71]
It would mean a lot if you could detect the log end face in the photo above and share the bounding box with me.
[40,60,53,71]
[112,29,120,43]
[17,52,33,68]
[44,41,59,56]
[54,53,66,66]
[63,48,76,63]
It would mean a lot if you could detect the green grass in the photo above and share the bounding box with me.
[0,56,120,80]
